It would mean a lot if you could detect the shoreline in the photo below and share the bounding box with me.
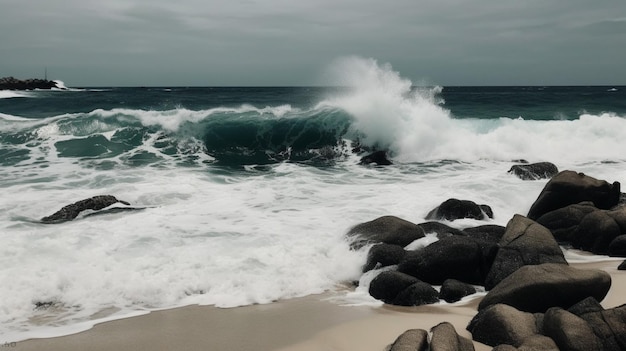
[12,259,625,351]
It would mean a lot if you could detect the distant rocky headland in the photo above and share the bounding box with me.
[0,76,60,90]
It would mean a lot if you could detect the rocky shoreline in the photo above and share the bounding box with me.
[348,167,626,350]
[0,76,60,90]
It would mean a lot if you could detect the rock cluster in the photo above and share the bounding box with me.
[347,169,626,350]
[0,76,59,90]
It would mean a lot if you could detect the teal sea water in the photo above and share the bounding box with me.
[1,58,625,340]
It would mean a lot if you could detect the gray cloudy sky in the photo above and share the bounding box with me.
[1,0,625,86]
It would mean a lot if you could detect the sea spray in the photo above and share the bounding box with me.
[322,57,626,165]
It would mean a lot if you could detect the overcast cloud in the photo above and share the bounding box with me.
[1,0,624,86]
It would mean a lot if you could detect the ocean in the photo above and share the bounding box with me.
[1,58,626,341]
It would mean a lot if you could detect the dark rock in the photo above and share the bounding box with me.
[570,210,622,254]
[359,150,392,165]
[484,215,567,290]
[567,297,605,316]
[608,235,626,257]
[41,195,131,223]
[527,170,621,220]
[479,263,612,313]
[363,244,407,272]
[369,271,419,304]
[542,307,603,351]
[388,329,429,351]
[417,221,465,238]
[0,76,60,90]
[608,207,626,231]
[347,216,425,249]
[619,260,626,270]
[537,203,626,255]
[398,236,497,285]
[570,301,626,351]
[430,322,475,351]
[467,303,540,347]
[426,198,493,221]
[462,225,506,243]
[535,202,597,242]
[369,271,438,306]
[508,162,559,180]
[440,279,476,303]
[393,281,440,306]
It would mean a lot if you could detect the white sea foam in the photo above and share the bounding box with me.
[0,90,31,99]
[324,56,626,165]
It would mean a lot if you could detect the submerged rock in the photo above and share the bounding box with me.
[417,221,465,238]
[41,195,131,223]
[359,150,392,165]
[508,162,558,180]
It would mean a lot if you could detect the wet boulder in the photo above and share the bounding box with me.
[41,195,131,223]
[462,224,506,243]
[363,243,407,272]
[398,236,497,285]
[527,170,620,220]
[417,221,465,238]
[484,215,567,290]
[508,162,559,180]
[426,198,493,221]
[479,263,612,313]
[347,216,425,249]
[439,279,476,303]
[368,270,439,306]
[359,150,392,165]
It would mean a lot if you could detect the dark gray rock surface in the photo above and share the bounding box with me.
[479,263,612,313]
[41,195,130,223]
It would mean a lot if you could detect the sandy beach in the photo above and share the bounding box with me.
[12,260,626,351]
